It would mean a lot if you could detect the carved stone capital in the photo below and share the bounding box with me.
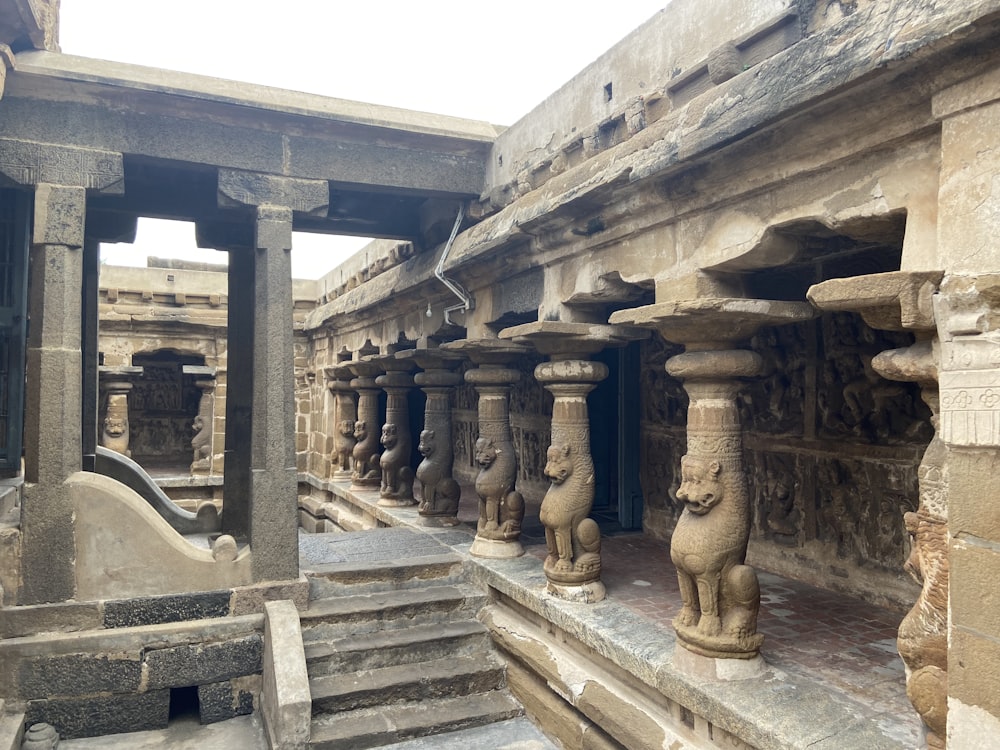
[610,297,814,347]
[217,169,328,216]
[807,270,944,332]
[0,139,124,193]
[499,320,642,359]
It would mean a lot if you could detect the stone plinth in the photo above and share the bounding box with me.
[612,298,814,659]
[442,339,529,558]
[397,349,465,526]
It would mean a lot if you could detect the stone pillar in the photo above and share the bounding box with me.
[809,271,946,749]
[217,169,328,582]
[502,322,636,602]
[326,365,357,481]
[612,298,814,663]
[346,360,383,489]
[932,68,1000,747]
[1,140,124,604]
[375,357,417,506]
[397,349,464,525]
[98,371,137,458]
[443,339,528,558]
[21,183,86,603]
[190,379,216,475]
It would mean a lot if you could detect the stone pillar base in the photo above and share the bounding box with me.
[376,496,417,508]
[331,469,352,482]
[470,537,524,559]
[546,579,606,604]
[415,514,462,528]
[674,621,764,660]
[672,646,767,680]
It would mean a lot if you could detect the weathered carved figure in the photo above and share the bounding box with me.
[416,429,461,517]
[190,415,211,470]
[334,419,355,474]
[101,393,131,458]
[473,436,523,540]
[539,442,601,580]
[379,423,414,502]
[897,431,949,750]
[351,419,380,484]
[671,454,763,657]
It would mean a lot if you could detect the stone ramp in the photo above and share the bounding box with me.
[301,527,537,749]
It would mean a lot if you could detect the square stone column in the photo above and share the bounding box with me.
[217,170,328,583]
[0,139,125,604]
[931,68,1000,747]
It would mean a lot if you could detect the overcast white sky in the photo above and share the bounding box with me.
[58,1,668,278]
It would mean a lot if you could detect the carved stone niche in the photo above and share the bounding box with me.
[501,321,641,603]
[397,348,465,526]
[442,338,529,559]
[809,270,946,750]
[612,297,815,667]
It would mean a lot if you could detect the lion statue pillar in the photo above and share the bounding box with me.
[100,379,133,458]
[190,379,215,474]
[535,358,609,603]
[808,270,948,748]
[443,339,530,559]
[347,361,383,488]
[376,359,416,506]
[326,365,357,481]
[611,296,816,668]
[400,349,464,525]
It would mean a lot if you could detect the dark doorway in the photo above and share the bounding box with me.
[589,341,643,531]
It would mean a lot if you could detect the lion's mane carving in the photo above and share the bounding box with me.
[474,436,523,540]
[416,429,460,517]
[539,443,601,584]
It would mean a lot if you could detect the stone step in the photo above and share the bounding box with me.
[304,619,490,676]
[377,717,559,750]
[308,691,523,750]
[310,653,506,713]
[300,585,486,642]
[305,553,466,599]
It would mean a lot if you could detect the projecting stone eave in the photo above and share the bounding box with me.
[7,49,503,147]
[453,0,1000,269]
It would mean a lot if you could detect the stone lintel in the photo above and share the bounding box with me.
[807,270,943,332]
[933,62,1000,121]
[440,337,531,367]
[0,139,123,193]
[182,365,217,378]
[218,169,328,217]
[498,320,644,359]
[609,297,815,347]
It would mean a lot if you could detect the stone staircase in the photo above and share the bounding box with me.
[300,549,549,749]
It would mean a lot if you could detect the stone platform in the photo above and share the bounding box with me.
[301,477,921,748]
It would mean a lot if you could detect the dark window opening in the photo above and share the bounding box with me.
[169,685,200,721]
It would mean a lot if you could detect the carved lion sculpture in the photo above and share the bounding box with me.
[351,420,380,482]
[539,443,601,581]
[333,419,355,474]
[670,454,763,657]
[416,429,460,516]
[190,415,211,470]
[473,436,523,540]
[898,508,948,749]
[102,415,131,458]
[379,423,414,501]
